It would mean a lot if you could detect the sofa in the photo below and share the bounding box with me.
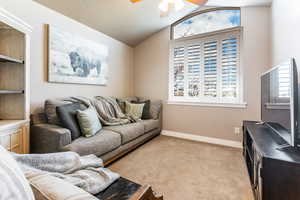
[30,97,162,165]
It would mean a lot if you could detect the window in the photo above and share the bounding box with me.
[169,8,244,106]
[172,8,241,40]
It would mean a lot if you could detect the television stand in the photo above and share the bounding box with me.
[243,121,300,200]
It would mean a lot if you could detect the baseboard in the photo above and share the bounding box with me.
[161,130,242,149]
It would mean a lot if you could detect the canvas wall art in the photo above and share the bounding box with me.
[47,25,109,85]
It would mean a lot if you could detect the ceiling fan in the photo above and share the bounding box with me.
[130,0,208,17]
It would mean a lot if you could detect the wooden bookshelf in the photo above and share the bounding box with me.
[0,11,32,154]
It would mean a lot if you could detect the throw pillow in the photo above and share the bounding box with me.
[45,99,71,125]
[56,103,84,140]
[125,101,145,120]
[132,100,151,119]
[77,107,102,138]
[149,100,162,120]
[116,97,139,114]
[116,98,126,114]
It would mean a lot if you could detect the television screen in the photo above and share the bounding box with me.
[261,60,294,145]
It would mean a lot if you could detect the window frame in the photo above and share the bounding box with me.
[168,8,245,108]
[170,7,241,40]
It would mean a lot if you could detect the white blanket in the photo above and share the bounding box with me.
[13,151,120,195]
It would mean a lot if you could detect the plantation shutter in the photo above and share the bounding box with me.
[170,30,241,104]
[221,37,238,98]
[173,46,185,96]
[203,40,218,97]
[187,44,201,97]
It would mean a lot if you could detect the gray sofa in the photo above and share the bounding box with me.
[30,97,162,165]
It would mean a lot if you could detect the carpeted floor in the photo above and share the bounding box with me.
[109,136,254,200]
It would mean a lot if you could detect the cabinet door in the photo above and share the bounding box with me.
[10,129,22,153]
[253,146,263,200]
[22,125,30,154]
[0,124,29,154]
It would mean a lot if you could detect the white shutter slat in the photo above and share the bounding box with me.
[187,44,201,97]
[221,37,238,98]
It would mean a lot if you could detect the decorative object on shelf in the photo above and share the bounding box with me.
[47,25,109,85]
[130,0,208,17]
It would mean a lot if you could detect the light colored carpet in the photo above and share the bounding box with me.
[109,136,254,200]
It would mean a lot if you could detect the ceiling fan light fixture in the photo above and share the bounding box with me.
[159,0,185,13]
[158,0,169,12]
[174,0,185,11]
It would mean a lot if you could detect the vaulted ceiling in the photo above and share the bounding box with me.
[33,0,272,46]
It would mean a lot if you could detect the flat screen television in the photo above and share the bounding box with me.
[261,58,299,147]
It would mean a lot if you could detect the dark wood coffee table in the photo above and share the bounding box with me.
[95,177,163,200]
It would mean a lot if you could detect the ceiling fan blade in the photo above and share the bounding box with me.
[130,0,142,3]
[185,0,208,5]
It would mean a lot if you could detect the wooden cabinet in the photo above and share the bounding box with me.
[0,120,29,154]
[243,121,300,200]
[0,9,31,154]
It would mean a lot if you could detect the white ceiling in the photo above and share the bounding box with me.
[33,0,272,46]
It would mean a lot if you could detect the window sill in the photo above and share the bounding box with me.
[167,100,247,108]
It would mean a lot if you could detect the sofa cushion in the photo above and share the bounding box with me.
[63,129,121,156]
[56,103,84,140]
[104,123,145,144]
[139,119,160,133]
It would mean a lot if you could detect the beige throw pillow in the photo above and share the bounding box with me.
[125,101,145,120]
[77,108,102,137]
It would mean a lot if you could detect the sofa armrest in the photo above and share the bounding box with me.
[30,124,72,153]
[27,174,98,200]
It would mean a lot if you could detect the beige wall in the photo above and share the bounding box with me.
[0,1,273,142]
[134,6,271,141]
[0,0,134,113]
[271,0,300,66]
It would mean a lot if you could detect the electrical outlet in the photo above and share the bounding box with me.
[234,127,240,135]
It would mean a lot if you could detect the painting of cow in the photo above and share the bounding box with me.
[47,25,109,85]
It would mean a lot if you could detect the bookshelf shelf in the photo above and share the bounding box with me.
[0,90,24,94]
[0,55,24,64]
